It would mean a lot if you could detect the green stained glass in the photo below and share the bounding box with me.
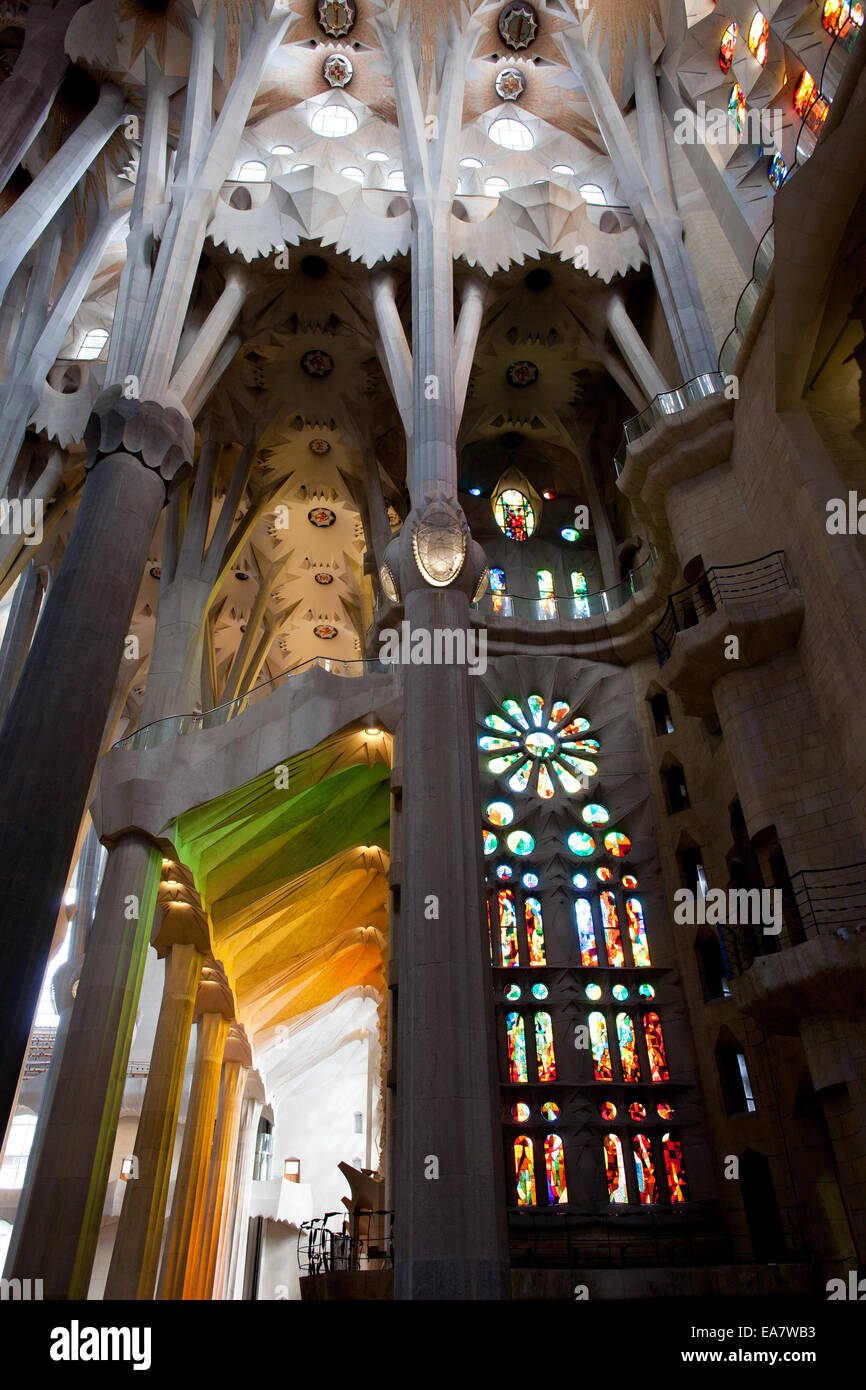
[485,800,514,826]
[567,830,595,856]
[482,829,497,855]
[489,752,523,774]
[582,803,609,826]
[506,829,535,856]
[525,731,555,757]
[503,698,529,730]
[561,738,600,753]
[508,761,532,792]
[505,983,522,1001]
[552,761,583,793]
[559,754,597,777]
[612,984,629,1001]
[527,693,545,727]
[485,714,518,733]
[479,735,519,751]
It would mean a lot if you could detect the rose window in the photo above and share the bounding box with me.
[479,694,599,797]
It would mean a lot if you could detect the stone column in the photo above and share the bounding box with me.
[602,291,670,402]
[191,1026,250,1300]
[223,1080,264,1301]
[159,963,233,1300]
[0,83,126,300]
[6,831,163,1299]
[0,0,82,195]
[0,390,193,1136]
[0,561,43,722]
[104,863,210,1300]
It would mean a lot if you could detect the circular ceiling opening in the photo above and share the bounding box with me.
[525,267,551,291]
[301,255,328,278]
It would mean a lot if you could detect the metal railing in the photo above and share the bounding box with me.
[791,863,866,939]
[613,373,727,476]
[23,1028,58,1077]
[298,1210,394,1275]
[471,544,658,623]
[651,551,793,666]
[113,656,394,753]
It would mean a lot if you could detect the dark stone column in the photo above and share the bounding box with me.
[0,560,43,723]
[385,502,511,1300]
[0,389,193,1133]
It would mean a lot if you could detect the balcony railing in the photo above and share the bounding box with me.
[651,551,794,666]
[791,863,866,939]
[719,863,866,979]
[472,545,658,623]
[113,656,394,753]
[613,373,727,476]
[298,1210,393,1275]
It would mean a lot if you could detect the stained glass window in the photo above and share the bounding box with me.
[793,71,829,133]
[544,1134,568,1204]
[505,983,521,1001]
[499,890,520,967]
[638,982,655,1000]
[822,0,862,38]
[629,1102,646,1121]
[604,831,631,856]
[495,488,535,540]
[568,830,595,856]
[623,874,638,889]
[728,82,746,132]
[506,830,534,855]
[523,872,539,888]
[534,1011,557,1081]
[616,1012,641,1082]
[537,570,556,620]
[490,566,507,614]
[527,694,544,726]
[719,21,737,71]
[512,1101,531,1121]
[748,11,768,64]
[486,800,514,825]
[531,982,548,1000]
[525,896,546,965]
[585,982,602,1001]
[644,1012,670,1082]
[612,984,628,1002]
[769,150,788,190]
[571,570,590,618]
[596,866,612,882]
[483,830,497,855]
[514,1134,536,1205]
[663,1135,688,1202]
[589,1012,612,1081]
[600,1100,617,1120]
[496,864,513,881]
[572,873,588,889]
[575,899,598,966]
[537,763,555,799]
[603,1133,628,1203]
[506,1012,528,1082]
[600,892,624,968]
[657,1101,674,1120]
[633,1134,658,1205]
[582,803,609,826]
[548,700,570,726]
[626,897,652,968]
[541,1100,559,1120]
[487,897,493,961]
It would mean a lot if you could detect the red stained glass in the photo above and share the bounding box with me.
[499,889,520,967]
[544,1134,568,1204]
[633,1134,659,1205]
[534,1011,557,1081]
[600,892,624,968]
[514,1134,536,1205]
[663,1135,688,1203]
[643,1011,670,1082]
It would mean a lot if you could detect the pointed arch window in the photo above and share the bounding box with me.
[544,1134,568,1204]
[626,897,651,967]
[514,1134,536,1205]
[719,21,737,71]
[589,1011,612,1081]
[748,12,769,64]
[571,570,590,618]
[663,1135,688,1202]
[506,1011,528,1082]
[574,898,598,966]
[633,1134,658,1204]
[643,1012,670,1081]
[600,891,624,967]
[534,1011,557,1080]
[498,889,520,966]
[603,1133,628,1203]
[492,468,540,541]
[525,896,546,964]
[537,569,556,620]
[616,1012,641,1082]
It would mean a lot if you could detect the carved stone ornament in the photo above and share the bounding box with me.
[411,499,468,588]
[380,560,400,603]
[495,68,524,101]
[318,0,356,38]
[84,387,194,487]
[499,2,538,50]
[472,565,491,603]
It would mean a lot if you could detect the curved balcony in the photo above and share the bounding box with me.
[613,374,727,477]
[113,656,394,753]
[650,552,803,716]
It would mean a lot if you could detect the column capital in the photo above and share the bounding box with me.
[195,957,236,1023]
[153,859,212,957]
[84,388,194,491]
[382,494,488,603]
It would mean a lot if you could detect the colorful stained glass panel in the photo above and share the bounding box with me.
[589,1012,612,1081]
[506,1012,527,1083]
[499,890,520,967]
[633,1134,658,1205]
[534,1011,557,1081]
[616,1012,641,1082]
[575,899,598,966]
[604,1133,628,1203]
[514,1134,536,1204]
[644,1012,670,1082]
[626,897,652,968]
[600,892,624,968]
[525,896,546,965]
[544,1134,568,1204]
